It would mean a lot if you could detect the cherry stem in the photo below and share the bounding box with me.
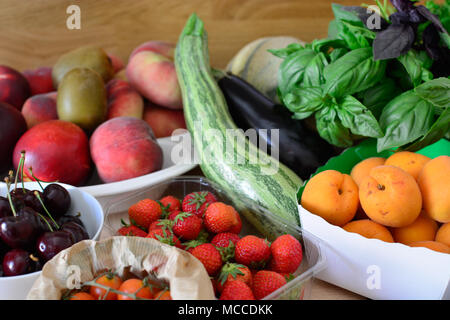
[28,167,44,192]
[4,177,17,217]
[14,152,25,192]
[34,191,60,230]
[29,254,39,262]
[37,212,54,232]
[20,151,26,193]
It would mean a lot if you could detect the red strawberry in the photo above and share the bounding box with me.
[235,235,271,269]
[204,202,239,234]
[172,212,203,240]
[159,195,181,212]
[146,228,182,248]
[168,210,182,220]
[219,281,255,300]
[218,263,253,293]
[228,208,242,234]
[211,232,241,248]
[148,219,174,232]
[190,243,223,276]
[268,234,303,273]
[128,199,162,229]
[182,191,217,218]
[252,270,287,300]
[117,224,147,237]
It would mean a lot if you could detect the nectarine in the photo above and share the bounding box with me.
[21,92,58,128]
[106,79,143,120]
[0,65,30,110]
[0,102,27,171]
[301,170,358,226]
[23,67,54,95]
[143,102,186,138]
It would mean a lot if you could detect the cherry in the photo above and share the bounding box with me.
[36,231,74,262]
[2,249,36,276]
[21,190,44,213]
[17,207,48,234]
[57,214,85,228]
[61,222,89,243]
[43,184,71,218]
[0,216,37,250]
[0,197,12,218]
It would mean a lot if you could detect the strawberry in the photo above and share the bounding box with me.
[128,199,162,229]
[182,191,217,218]
[218,263,253,293]
[252,270,286,300]
[268,234,303,274]
[211,232,241,248]
[172,212,203,240]
[219,281,255,300]
[148,219,174,232]
[235,235,271,269]
[204,202,239,234]
[159,195,181,212]
[228,208,242,234]
[117,224,147,237]
[190,243,223,276]
[183,239,206,254]
[146,228,182,248]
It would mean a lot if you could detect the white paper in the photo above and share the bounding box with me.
[298,205,450,300]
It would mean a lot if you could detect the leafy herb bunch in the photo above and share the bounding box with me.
[272,0,450,152]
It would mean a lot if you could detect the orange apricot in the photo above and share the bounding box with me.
[301,170,358,226]
[391,211,438,245]
[435,223,450,247]
[342,219,394,242]
[350,157,386,187]
[409,241,450,254]
[385,151,430,181]
[359,165,422,228]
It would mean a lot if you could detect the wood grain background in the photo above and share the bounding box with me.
[0,0,365,71]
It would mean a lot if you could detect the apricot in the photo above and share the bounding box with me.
[391,211,438,245]
[359,165,422,228]
[342,219,394,242]
[435,223,450,247]
[350,157,386,187]
[418,156,450,223]
[301,170,358,226]
[409,241,450,254]
[385,151,430,180]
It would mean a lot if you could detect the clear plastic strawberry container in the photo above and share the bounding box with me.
[102,176,326,300]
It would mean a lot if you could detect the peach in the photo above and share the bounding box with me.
[13,120,91,186]
[106,79,144,120]
[129,41,175,60]
[301,170,359,226]
[385,151,430,180]
[418,156,450,223]
[90,117,163,183]
[22,67,54,95]
[409,241,450,254]
[0,65,31,110]
[359,165,422,227]
[435,223,450,247]
[391,211,438,245]
[126,51,183,109]
[143,102,186,138]
[342,219,394,242]
[107,53,125,74]
[0,102,27,171]
[350,157,386,187]
[21,91,58,128]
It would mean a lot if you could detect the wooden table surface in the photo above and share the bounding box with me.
[0,0,368,299]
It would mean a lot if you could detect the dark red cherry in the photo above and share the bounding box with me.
[0,197,12,218]
[0,216,37,249]
[57,214,85,228]
[61,222,89,243]
[17,207,47,234]
[22,190,44,213]
[36,231,74,262]
[2,249,35,276]
[43,184,71,217]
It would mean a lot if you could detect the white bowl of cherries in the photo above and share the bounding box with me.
[0,174,104,300]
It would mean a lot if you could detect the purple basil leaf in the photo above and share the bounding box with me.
[416,5,448,34]
[390,11,412,25]
[408,8,427,24]
[373,24,415,60]
[390,0,415,13]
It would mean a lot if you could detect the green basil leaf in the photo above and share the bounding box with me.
[328,19,340,39]
[268,43,305,59]
[329,47,349,61]
[311,38,347,53]
[397,49,434,87]
[302,52,328,87]
[377,91,436,152]
[341,20,376,40]
[336,95,383,138]
[361,78,401,119]
[414,77,450,110]
[283,87,325,119]
[338,21,371,50]
[324,47,387,98]
[331,3,365,25]
[315,106,353,147]
[403,108,450,152]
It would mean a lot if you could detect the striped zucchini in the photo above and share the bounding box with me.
[175,14,303,235]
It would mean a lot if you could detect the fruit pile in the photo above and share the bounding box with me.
[117,191,304,300]
[301,152,450,254]
[0,152,89,277]
[64,269,171,300]
[0,41,187,186]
